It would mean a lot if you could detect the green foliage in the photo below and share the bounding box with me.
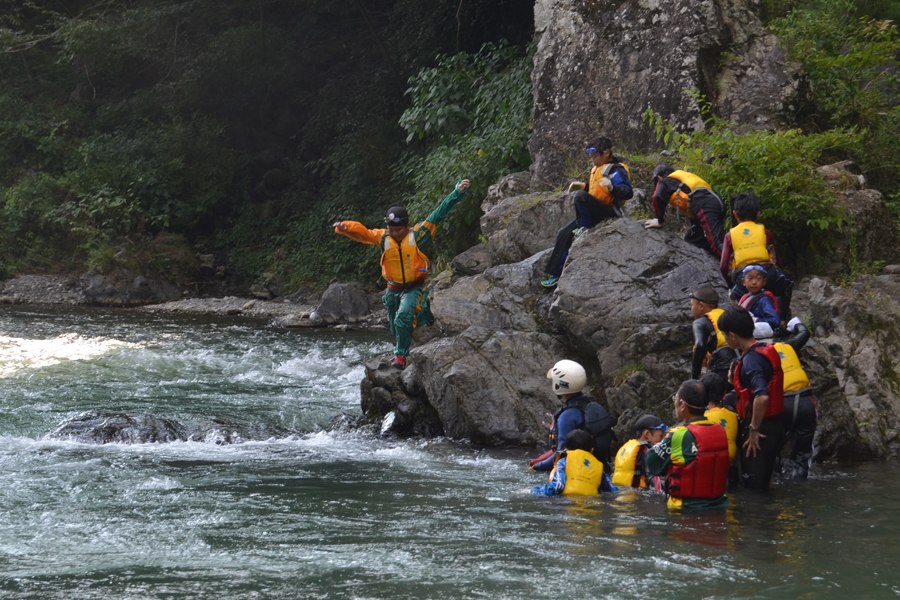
[770,0,900,197]
[643,106,858,238]
[397,42,534,257]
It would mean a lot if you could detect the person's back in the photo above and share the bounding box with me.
[645,380,729,510]
[532,430,604,496]
[612,415,667,490]
[689,285,740,381]
[721,192,794,324]
[645,164,725,258]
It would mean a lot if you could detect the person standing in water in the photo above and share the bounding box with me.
[333,179,470,370]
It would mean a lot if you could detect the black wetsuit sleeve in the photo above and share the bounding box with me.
[783,323,810,353]
[691,317,716,379]
[650,178,680,223]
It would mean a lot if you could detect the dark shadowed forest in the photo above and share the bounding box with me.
[1,0,898,293]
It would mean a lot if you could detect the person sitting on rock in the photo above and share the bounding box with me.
[738,265,781,340]
[531,429,606,496]
[702,372,740,489]
[774,317,818,479]
[720,192,794,326]
[717,305,786,491]
[645,379,730,510]
[612,414,668,491]
[644,164,725,259]
[530,360,613,475]
[540,136,633,288]
[333,179,470,370]
[690,285,740,382]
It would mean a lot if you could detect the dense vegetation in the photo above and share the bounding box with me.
[0,0,897,291]
[0,0,533,289]
[643,0,900,274]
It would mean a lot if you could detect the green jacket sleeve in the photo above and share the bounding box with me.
[424,186,465,227]
[645,434,673,476]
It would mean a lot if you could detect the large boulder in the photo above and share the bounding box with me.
[81,268,181,306]
[799,276,900,458]
[311,281,370,324]
[530,0,804,186]
[480,190,571,265]
[549,217,727,384]
[412,328,568,446]
[421,251,549,342]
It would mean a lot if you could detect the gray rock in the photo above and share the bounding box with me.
[81,269,181,306]
[480,191,572,265]
[482,171,532,214]
[0,275,87,305]
[314,282,370,324]
[549,218,725,380]
[412,328,568,446]
[49,412,188,444]
[47,411,292,445]
[451,243,491,278]
[797,275,900,459]
[529,0,803,186]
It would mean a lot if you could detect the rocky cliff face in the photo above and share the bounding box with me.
[529,0,805,186]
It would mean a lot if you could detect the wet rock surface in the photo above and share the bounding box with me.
[47,411,293,444]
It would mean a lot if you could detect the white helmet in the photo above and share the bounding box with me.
[547,360,587,396]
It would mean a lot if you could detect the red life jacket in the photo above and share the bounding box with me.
[738,290,779,315]
[665,421,729,500]
[734,343,785,420]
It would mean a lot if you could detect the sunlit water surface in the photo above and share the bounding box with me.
[1,306,899,599]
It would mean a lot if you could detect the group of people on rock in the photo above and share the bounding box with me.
[332,134,817,509]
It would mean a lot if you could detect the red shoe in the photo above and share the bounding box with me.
[391,355,407,370]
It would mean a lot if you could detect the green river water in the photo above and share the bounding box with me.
[1,305,898,599]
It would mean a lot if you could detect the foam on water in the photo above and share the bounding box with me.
[2,306,900,599]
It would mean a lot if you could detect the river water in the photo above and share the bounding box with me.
[1,306,898,599]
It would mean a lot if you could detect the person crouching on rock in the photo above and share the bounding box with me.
[530,360,614,490]
[332,179,470,370]
[540,136,633,288]
[611,415,668,491]
[531,430,606,496]
[645,164,725,259]
[645,379,730,511]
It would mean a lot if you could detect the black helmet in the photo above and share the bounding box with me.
[384,206,409,226]
[652,163,675,181]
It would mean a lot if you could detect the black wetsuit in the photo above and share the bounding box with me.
[691,314,741,381]
[779,324,817,479]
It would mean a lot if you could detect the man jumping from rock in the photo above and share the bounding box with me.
[332,179,470,370]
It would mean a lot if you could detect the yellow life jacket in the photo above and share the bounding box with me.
[730,222,771,271]
[550,449,604,496]
[589,162,631,207]
[612,439,647,488]
[380,230,430,285]
[774,343,811,393]
[704,406,739,462]
[666,170,711,217]
[707,307,727,351]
